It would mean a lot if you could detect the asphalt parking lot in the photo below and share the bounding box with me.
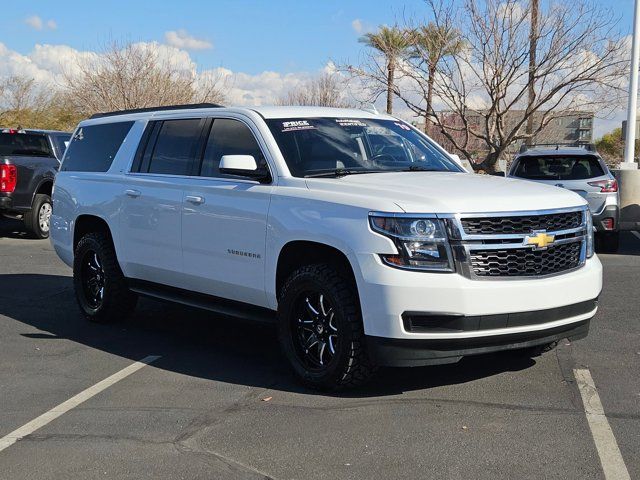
[0,218,638,480]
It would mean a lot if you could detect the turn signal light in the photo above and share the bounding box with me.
[0,164,17,193]
[587,179,618,193]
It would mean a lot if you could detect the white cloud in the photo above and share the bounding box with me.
[24,16,57,31]
[164,30,212,51]
[25,16,43,30]
[351,19,373,35]
[0,41,323,106]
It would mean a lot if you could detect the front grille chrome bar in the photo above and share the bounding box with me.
[436,206,589,280]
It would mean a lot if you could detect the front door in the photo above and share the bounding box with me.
[181,117,272,307]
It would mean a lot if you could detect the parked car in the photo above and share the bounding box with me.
[51,105,602,389]
[0,128,71,238]
[508,144,620,251]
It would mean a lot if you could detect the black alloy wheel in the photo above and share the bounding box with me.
[292,291,339,370]
[81,250,105,310]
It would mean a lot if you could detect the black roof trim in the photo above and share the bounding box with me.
[89,103,224,119]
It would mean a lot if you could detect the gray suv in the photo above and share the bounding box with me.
[508,144,619,251]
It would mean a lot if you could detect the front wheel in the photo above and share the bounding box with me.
[73,231,137,323]
[278,264,376,390]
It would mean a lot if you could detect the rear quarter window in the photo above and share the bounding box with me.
[61,121,134,172]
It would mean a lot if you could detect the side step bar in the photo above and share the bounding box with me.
[128,279,277,324]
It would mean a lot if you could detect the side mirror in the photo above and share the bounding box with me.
[219,155,270,182]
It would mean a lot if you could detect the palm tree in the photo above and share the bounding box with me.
[411,24,465,132]
[359,26,411,114]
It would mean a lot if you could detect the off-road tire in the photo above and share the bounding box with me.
[278,263,376,390]
[24,194,52,239]
[73,231,137,323]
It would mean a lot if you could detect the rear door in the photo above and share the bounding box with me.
[119,118,207,287]
[181,117,273,307]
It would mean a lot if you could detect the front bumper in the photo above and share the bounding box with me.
[367,318,590,367]
[592,204,619,232]
[355,253,602,340]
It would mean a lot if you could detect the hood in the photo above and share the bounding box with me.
[305,172,587,214]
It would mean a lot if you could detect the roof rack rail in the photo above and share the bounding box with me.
[89,103,224,119]
[518,142,596,154]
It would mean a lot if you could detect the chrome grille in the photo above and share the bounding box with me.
[470,242,582,277]
[451,207,588,279]
[461,211,582,235]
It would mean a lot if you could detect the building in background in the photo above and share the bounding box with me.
[419,110,594,166]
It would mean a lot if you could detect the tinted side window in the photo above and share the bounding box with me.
[201,119,265,178]
[147,119,202,175]
[61,122,134,172]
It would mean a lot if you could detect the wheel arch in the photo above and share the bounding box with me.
[73,214,114,252]
[275,240,359,303]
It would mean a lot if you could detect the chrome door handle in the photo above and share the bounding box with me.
[185,195,205,205]
[125,189,141,198]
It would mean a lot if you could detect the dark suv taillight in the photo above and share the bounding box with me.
[0,164,17,193]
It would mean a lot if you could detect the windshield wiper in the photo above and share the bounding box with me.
[399,165,441,172]
[304,168,385,178]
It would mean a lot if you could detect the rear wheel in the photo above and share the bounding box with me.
[278,264,376,390]
[73,231,137,323]
[24,194,52,239]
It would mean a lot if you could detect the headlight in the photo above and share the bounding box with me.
[585,209,594,258]
[369,214,454,272]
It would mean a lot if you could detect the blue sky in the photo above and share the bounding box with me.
[0,0,434,74]
[0,0,637,136]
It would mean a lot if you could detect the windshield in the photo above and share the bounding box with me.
[266,117,463,177]
[0,132,52,157]
[512,155,605,180]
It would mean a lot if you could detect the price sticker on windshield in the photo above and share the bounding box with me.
[281,120,316,132]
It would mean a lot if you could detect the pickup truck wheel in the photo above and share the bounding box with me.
[24,194,52,239]
[278,264,376,390]
[73,232,137,323]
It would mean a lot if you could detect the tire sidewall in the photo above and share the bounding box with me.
[73,235,113,319]
[28,194,52,239]
[278,268,359,387]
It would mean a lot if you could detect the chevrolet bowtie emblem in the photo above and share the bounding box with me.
[525,232,555,249]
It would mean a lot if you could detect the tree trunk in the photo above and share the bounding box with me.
[424,64,436,134]
[386,60,394,114]
[525,0,539,144]
[478,151,500,173]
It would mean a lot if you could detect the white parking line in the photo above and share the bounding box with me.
[631,230,640,242]
[573,369,630,480]
[0,355,160,453]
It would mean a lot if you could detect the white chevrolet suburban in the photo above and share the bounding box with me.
[51,104,602,389]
